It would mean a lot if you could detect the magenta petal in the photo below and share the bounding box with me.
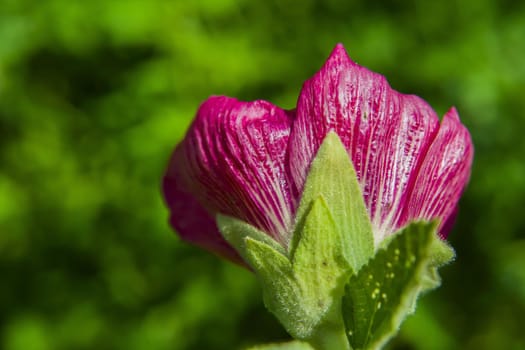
[400,108,474,236]
[289,44,440,243]
[162,174,242,263]
[439,206,458,239]
[165,96,294,248]
[163,44,474,261]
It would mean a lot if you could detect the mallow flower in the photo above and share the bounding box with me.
[162,44,473,265]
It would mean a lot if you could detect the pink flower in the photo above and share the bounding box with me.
[162,44,473,263]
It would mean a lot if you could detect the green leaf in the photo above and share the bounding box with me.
[292,131,374,272]
[429,235,455,267]
[342,221,453,350]
[246,340,314,350]
[421,236,455,292]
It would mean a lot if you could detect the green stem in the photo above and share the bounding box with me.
[308,323,352,350]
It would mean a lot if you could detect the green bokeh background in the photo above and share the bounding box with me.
[1,1,524,349]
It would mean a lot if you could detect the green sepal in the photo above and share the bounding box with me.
[292,131,374,272]
[240,197,352,341]
[289,196,352,337]
[246,340,314,350]
[342,221,454,350]
[243,237,302,331]
[218,132,377,343]
[217,214,286,262]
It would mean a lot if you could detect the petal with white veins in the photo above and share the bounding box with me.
[165,96,295,248]
[400,107,474,238]
[289,44,440,244]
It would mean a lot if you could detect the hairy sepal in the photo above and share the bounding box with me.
[220,197,351,340]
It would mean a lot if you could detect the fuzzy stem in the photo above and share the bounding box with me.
[307,322,352,350]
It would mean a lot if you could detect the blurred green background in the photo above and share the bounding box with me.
[1,0,524,349]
